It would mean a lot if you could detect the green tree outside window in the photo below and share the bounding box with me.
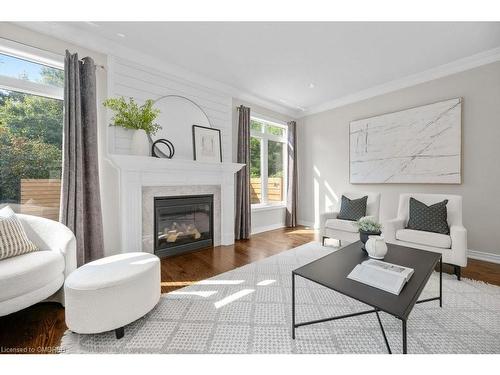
[0,68,63,204]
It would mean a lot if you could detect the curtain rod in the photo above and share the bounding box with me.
[0,37,106,70]
[79,58,105,70]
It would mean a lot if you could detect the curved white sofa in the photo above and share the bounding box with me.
[64,252,160,338]
[0,214,77,316]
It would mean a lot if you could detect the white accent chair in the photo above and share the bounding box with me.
[320,191,381,246]
[0,214,77,316]
[384,193,467,280]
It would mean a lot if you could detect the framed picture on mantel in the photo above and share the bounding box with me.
[192,125,222,163]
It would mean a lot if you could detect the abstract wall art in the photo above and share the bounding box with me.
[349,98,462,184]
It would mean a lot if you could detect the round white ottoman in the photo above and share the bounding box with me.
[64,252,160,339]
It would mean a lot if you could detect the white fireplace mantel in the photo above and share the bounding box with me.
[109,154,245,253]
[110,155,244,174]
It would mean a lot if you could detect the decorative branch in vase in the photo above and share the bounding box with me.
[103,97,161,156]
[356,217,382,251]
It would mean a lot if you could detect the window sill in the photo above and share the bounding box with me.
[251,204,286,212]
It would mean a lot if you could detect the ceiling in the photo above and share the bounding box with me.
[28,22,500,114]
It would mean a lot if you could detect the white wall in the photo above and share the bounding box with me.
[231,99,295,234]
[297,61,500,257]
[108,56,233,162]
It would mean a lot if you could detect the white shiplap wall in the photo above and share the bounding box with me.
[107,56,233,162]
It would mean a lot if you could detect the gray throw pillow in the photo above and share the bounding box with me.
[337,195,368,221]
[406,198,450,235]
[0,206,38,260]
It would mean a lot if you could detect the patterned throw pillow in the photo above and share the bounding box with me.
[406,198,450,235]
[0,206,38,260]
[337,195,368,221]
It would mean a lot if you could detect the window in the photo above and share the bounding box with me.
[0,40,64,221]
[250,116,287,207]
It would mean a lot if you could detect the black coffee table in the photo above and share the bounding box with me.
[292,241,442,354]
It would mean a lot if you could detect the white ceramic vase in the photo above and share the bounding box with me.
[365,235,388,259]
[130,129,150,156]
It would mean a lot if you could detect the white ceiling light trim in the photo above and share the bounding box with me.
[300,45,500,117]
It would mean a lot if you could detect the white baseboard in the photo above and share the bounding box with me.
[298,219,317,229]
[251,223,285,235]
[468,249,500,264]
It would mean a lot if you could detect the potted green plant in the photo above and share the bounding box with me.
[103,97,161,156]
[356,217,382,251]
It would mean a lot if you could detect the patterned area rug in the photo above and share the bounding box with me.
[60,242,500,354]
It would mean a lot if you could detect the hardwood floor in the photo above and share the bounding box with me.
[159,226,317,294]
[1,226,499,354]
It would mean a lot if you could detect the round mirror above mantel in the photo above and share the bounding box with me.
[149,95,212,160]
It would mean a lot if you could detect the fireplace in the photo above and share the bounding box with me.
[154,195,214,257]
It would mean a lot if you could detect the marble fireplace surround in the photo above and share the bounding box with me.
[142,185,221,253]
[110,155,244,253]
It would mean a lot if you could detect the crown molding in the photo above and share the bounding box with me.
[11,22,500,120]
[300,46,500,117]
[13,22,300,118]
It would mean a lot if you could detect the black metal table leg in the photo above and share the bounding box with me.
[115,327,124,339]
[439,257,443,308]
[402,320,407,354]
[292,272,295,339]
[375,310,392,354]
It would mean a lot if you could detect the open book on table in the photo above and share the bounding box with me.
[347,259,414,295]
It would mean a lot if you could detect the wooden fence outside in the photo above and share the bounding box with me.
[250,177,283,204]
[17,177,282,220]
[20,179,61,221]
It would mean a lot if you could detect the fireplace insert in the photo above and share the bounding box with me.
[154,195,213,257]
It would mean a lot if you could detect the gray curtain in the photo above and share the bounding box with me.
[235,105,251,240]
[60,50,104,266]
[285,120,298,227]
